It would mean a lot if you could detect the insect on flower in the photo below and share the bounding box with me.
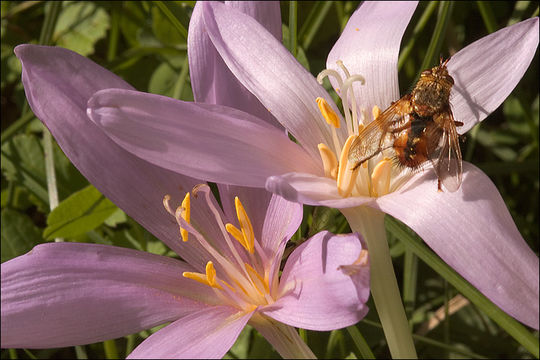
[348,57,463,192]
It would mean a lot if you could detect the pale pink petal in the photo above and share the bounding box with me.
[260,193,303,254]
[449,17,539,133]
[87,89,322,188]
[127,307,252,359]
[188,1,282,127]
[376,162,539,329]
[327,1,418,112]
[266,172,375,208]
[261,231,369,330]
[225,1,282,40]
[14,44,202,259]
[202,1,345,160]
[1,243,216,349]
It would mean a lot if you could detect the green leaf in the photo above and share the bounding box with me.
[43,184,118,240]
[1,134,49,207]
[1,208,42,262]
[53,1,110,56]
[148,54,192,100]
[104,208,127,227]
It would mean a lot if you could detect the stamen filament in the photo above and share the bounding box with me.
[316,69,343,91]
[245,263,270,296]
[340,74,366,136]
[193,185,253,283]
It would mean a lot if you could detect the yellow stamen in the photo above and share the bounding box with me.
[205,261,219,288]
[371,158,392,197]
[182,271,210,286]
[316,97,340,128]
[245,263,269,295]
[337,135,361,197]
[180,193,190,242]
[354,249,369,266]
[225,223,248,250]
[234,197,255,253]
[318,143,339,179]
[338,249,369,276]
[182,261,223,290]
[372,105,381,121]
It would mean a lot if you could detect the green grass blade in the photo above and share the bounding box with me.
[346,325,375,359]
[154,1,188,39]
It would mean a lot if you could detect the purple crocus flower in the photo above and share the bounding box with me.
[1,4,371,357]
[79,0,539,340]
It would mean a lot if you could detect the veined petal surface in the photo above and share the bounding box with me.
[327,1,418,113]
[202,1,344,160]
[262,231,369,330]
[188,1,282,127]
[127,306,252,359]
[1,243,215,349]
[449,17,539,133]
[87,88,321,187]
[14,44,201,258]
[376,162,539,329]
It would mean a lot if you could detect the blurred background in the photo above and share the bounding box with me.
[1,1,538,358]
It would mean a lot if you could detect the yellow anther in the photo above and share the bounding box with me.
[180,192,190,242]
[372,105,381,121]
[371,158,392,197]
[337,135,361,197]
[245,263,269,295]
[338,249,369,276]
[354,249,369,266]
[234,197,255,254]
[205,261,221,288]
[182,261,222,290]
[318,143,339,179]
[225,223,248,250]
[316,97,340,128]
[182,271,209,286]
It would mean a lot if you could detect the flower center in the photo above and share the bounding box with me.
[163,185,276,312]
[316,61,405,198]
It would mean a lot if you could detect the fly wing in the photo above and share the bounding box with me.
[348,95,412,169]
[429,111,463,192]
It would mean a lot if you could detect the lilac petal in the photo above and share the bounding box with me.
[449,17,539,133]
[376,162,539,329]
[14,44,201,259]
[261,231,369,330]
[266,172,375,208]
[202,1,345,160]
[127,306,251,359]
[260,193,303,255]
[1,243,217,349]
[225,1,282,40]
[188,1,282,127]
[327,1,418,113]
[87,88,321,187]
